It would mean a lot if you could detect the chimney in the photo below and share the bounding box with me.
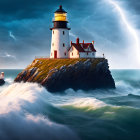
[71,41,72,46]
[76,38,79,44]
[92,41,94,45]
[83,40,84,44]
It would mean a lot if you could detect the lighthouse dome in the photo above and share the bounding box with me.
[55,5,67,13]
[54,5,67,22]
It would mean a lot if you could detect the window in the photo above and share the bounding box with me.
[87,52,88,55]
[53,31,54,34]
[63,43,65,47]
[63,31,65,35]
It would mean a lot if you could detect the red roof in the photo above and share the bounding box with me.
[71,43,96,52]
[89,44,96,52]
[71,43,85,52]
[80,43,91,49]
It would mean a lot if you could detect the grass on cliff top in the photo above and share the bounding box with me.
[25,58,105,82]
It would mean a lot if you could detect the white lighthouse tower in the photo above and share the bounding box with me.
[50,5,70,58]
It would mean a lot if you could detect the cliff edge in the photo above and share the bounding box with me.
[14,58,115,92]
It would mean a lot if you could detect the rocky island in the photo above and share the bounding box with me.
[14,6,115,92]
[14,58,115,92]
[0,79,5,86]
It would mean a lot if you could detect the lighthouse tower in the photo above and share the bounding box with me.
[50,5,70,58]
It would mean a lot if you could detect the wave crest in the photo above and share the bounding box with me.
[0,83,80,140]
[62,97,106,110]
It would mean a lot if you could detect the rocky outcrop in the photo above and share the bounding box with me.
[14,58,115,92]
[0,79,5,86]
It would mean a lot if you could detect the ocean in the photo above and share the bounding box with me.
[0,69,140,140]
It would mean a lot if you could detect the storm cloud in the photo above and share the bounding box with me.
[0,0,140,68]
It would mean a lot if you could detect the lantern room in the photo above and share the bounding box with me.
[54,5,67,21]
[51,5,70,30]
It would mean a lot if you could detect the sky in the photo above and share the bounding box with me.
[0,0,140,69]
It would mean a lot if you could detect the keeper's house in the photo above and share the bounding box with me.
[69,38,96,58]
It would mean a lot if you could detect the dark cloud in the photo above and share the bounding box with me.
[0,0,52,20]
[0,0,96,21]
[0,0,139,68]
[123,0,140,13]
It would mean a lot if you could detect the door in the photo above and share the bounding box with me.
[54,50,57,58]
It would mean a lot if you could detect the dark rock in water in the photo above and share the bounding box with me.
[0,79,5,86]
[14,58,115,92]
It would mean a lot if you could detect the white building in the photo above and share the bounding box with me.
[69,38,96,58]
[0,72,4,80]
[50,5,70,58]
[50,6,96,59]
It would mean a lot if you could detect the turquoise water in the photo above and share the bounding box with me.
[0,69,140,140]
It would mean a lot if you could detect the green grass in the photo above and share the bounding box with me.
[24,58,105,82]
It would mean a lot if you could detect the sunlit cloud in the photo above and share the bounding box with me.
[0,52,16,59]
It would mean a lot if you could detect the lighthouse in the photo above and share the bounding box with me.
[50,5,70,58]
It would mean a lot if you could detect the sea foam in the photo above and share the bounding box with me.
[0,83,80,140]
[61,97,106,110]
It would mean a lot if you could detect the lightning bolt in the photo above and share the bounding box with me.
[107,0,140,64]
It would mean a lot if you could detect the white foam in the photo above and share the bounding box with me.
[0,83,80,140]
[0,82,42,114]
[5,78,13,84]
[62,97,106,110]
[115,80,140,96]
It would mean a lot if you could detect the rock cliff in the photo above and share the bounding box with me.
[0,79,5,86]
[14,58,115,92]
